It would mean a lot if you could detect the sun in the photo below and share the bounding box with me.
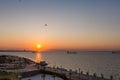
[37,44,41,49]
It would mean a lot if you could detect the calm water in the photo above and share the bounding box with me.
[22,74,63,80]
[0,51,120,78]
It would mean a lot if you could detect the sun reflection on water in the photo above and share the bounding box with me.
[35,52,42,63]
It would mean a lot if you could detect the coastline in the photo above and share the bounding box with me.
[0,54,113,80]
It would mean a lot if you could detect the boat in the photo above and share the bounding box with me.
[111,51,120,54]
[39,61,48,66]
[66,51,77,54]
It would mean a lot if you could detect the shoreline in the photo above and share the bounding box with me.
[0,55,111,80]
[20,66,110,80]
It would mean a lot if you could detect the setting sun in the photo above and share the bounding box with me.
[37,44,41,49]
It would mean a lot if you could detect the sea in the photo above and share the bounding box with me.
[0,51,120,79]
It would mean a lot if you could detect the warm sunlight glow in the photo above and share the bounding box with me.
[37,44,41,49]
[35,52,41,63]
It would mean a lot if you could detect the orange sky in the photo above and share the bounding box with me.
[1,37,119,51]
[0,0,120,51]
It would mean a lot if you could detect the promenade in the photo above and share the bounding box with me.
[15,64,110,80]
[0,55,110,80]
[44,67,110,80]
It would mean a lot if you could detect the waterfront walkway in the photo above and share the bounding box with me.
[14,64,110,80]
[44,67,109,80]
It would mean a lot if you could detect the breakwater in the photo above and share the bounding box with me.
[20,67,111,80]
[21,70,68,80]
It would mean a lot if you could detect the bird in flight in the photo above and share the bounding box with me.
[45,24,47,26]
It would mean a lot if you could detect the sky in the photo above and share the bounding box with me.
[0,0,120,51]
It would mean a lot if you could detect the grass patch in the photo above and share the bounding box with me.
[0,72,19,80]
